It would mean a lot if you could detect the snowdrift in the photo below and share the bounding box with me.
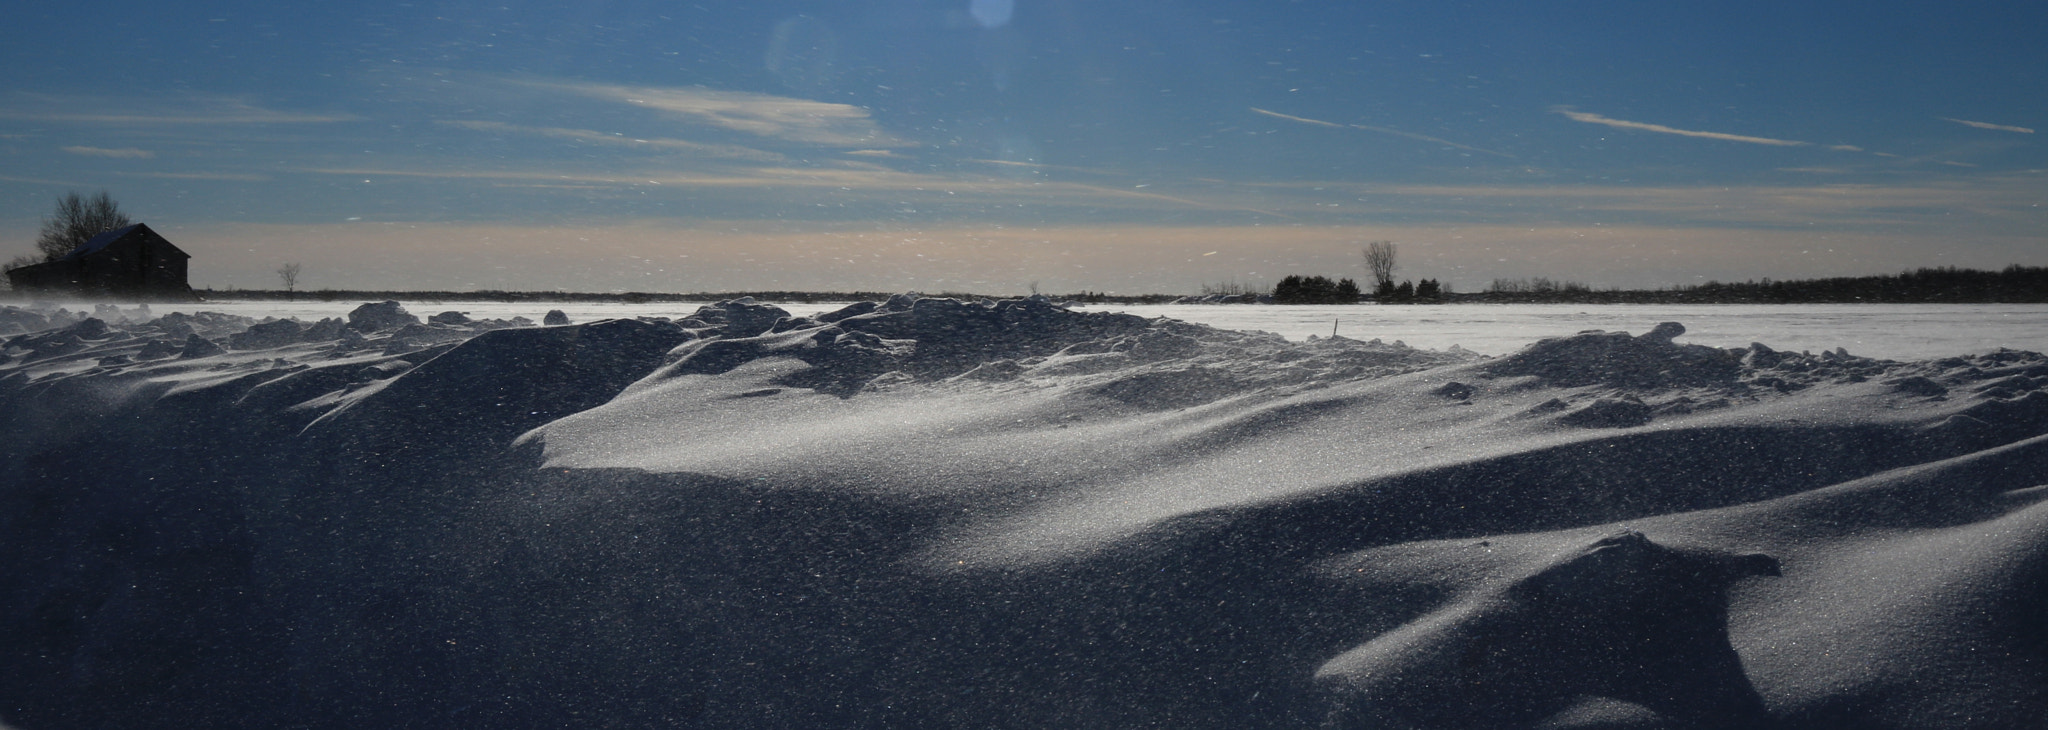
[2,297,2045,729]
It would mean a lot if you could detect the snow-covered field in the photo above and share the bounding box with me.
[1086,302,2048,361]
[3,295,2046,728]
[55,298,2048,360]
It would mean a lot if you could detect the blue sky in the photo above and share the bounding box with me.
[3,0,2043,294]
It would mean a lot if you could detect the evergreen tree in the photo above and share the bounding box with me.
[1272,274,1361,303]
[1274,275,1305,302]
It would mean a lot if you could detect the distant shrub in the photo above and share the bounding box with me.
[1272,275,1361,304]
[1487,277,1590,294]
[1374,278,1445,303]
[1200,279,1266,297]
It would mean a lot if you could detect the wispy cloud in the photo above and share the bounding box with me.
[1552,107,1809,147]
[1239,177,2048,234]
[1939,117,2035,134]
[1349,123,1515,158]
[1251,107,1514,157]
[964,158,1133,178]
[0,93,354,125]
[115,171,269,181]
[1250,107,1345,129]
[61,146,155,158]
[307,165,932,190]
[521,80,910,147]
[440,120,787,161]
[299,158,1288,222]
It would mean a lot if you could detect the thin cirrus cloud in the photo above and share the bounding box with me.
[0,93,355,125]
[1551,107,1810,147]
[438,120,789,162]
[300,155,1288,222]
[516,79,912,148]
[1240,178,2046,234]
[323,163,1161,200]
[1939,117,2036,134]
[61,146,155,159]
[1249,107,1514,158]
[115,171,269,181]
[305,165,954,192]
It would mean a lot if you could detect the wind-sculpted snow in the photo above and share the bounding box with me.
[1316,530,1782,729]
[644,294,1464,399]
[3,298,2047,729]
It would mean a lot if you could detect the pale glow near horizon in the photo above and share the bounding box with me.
[100,219,2020,295]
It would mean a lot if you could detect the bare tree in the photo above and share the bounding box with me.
[277,262,302,299]
[1363,240,1397,290]
[36,190,133,262]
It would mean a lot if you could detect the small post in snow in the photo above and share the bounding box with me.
[1332,318,1339,338]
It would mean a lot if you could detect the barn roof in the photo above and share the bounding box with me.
[63,223,145,260]
[59,222,187,261]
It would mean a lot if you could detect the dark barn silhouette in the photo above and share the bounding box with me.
[6,223,195,301]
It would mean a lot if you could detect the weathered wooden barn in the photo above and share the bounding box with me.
[6,223,195,301]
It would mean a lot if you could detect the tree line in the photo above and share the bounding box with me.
[1663,265,2048,304]
[1249,241,2046,304]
